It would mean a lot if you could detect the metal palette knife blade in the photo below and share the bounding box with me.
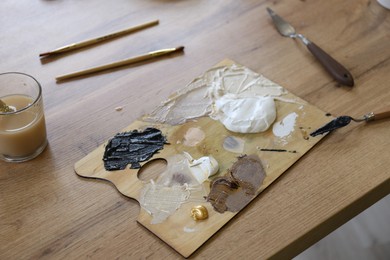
[310,116,353,137]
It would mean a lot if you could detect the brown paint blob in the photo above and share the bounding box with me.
[206,155,265,213]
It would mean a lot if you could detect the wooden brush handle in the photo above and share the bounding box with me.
[373,107,390,120]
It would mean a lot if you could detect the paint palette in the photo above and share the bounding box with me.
[74,59,331,257]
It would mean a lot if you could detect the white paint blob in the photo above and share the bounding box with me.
[210,95,276,133]
[272,112,298,138]
[184,152,219,184]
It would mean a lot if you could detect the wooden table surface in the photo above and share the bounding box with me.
[1,0,389,259]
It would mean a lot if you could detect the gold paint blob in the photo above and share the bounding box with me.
[191,205,208,221]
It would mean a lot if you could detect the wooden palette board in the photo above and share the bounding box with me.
[74,59,331,257]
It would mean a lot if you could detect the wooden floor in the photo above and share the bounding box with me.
[294,194,390,260]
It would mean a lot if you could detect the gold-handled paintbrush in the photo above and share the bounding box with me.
[40,20,159,57]
[55,46,185,81]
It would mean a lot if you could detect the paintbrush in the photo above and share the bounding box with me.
[56,46,184,81]
[39,20,159,57]
[310,107,390,137]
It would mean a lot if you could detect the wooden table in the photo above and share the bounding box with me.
[1,0,389,259]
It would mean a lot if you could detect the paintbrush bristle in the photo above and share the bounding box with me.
[39,52,50,57]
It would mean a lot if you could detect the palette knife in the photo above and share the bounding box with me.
[267,7,354,86]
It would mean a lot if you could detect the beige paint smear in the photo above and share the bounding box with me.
[143,64,287,126]
[183,127,205,147]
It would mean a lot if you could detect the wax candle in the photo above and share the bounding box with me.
[0,73,47,162]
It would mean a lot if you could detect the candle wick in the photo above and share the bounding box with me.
[0,99,14,113]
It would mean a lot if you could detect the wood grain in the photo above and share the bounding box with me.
[0,0,389,259]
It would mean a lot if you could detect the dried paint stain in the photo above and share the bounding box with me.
[299,126,310,140]
[223,136,245,154]
[103,128,167,171]
[206,155,265,213]
[183,127,205,146]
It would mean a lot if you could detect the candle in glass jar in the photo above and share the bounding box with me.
[0,94,47,159]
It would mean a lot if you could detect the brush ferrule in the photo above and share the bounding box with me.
[363,112,375,121]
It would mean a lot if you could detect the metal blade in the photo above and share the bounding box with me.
[310,116,353,137]
[266,7,296,37]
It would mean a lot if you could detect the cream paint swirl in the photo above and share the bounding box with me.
[144,64,286,133]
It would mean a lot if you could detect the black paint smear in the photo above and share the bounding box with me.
[260,148,297,153]
[103,127,167,171]
[310,116,352,137]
